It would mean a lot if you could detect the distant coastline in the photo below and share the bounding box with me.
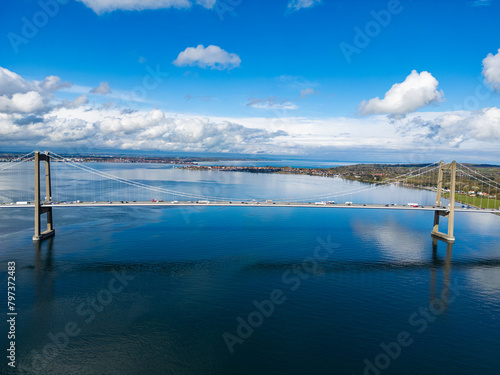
[183,164,500,210]
[181,163,500,184]
[0,152,258,165]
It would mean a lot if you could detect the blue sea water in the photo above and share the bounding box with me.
[1,163,499,374]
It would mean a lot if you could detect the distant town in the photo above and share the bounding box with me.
[182,163,500,184]
[0,152,250,165]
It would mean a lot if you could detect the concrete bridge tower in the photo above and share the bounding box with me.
[33,151,55,242]
[431,161,456,243]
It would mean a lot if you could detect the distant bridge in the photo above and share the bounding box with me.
[1,151,499,244]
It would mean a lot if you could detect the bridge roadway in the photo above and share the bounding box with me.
[0,201,498,213]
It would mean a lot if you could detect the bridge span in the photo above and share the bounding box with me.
[1,151,499,243]
[0,200,497,214]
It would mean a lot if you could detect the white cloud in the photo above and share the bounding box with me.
[77,0,218,13]
[463,107,500,141]
[90,82,112,95]
[0,67,33,96]
[0,91,45,113]
[247,96,298,110]
[0,107,288,154]
[1,67,499,161]
[300,88,317,98]
[287,0,321,12]
[359,70,444,117]
[173,45,241,70]
[2,102,500,161]
[0,67,70,96]
[482,49,500,90]
[63,95,89,109]
[77,0,193,14]
[37,75,71,92]
[401,107,500,148]
[0,67,74,114]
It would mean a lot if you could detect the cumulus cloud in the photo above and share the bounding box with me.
[300,88,317,98]
[359,70,444,117]
[0,107,289,153]
[2,101,500,160]
[77,0,193,14]
[63,95,89,109]
[465,107,500,140]
[402,107,500,147]
[0,67,70,96]
[0,91,46,113]
[0,67,34,96]
[482,49,500,90]
[247,96,298,110]
[441,107,500,144]
[90,82,112,95]
[37,75,72,92]
[95,110,287,152]
[173,45,241,70]
[1,66,499,160]
[0,67,76,114]
[2,108,406,156]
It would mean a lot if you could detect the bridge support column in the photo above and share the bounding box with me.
[431,161,456,243]
[33,151,55,242]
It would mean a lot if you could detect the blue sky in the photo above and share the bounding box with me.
[1,0,500,162]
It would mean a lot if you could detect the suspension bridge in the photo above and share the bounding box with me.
[0,151,499,244]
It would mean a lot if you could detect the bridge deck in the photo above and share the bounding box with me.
[0,201,497,213]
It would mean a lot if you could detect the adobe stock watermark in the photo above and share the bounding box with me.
[339,0,403,64]
[128,64,169,103]
[357,278,460,375]
[222,236,340,354]
[7,0,69,54]
[453,75,495,112]
[19,269,135,374]
[178,170,236,225]
[214,0,242,21]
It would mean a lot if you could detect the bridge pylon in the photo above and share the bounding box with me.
[33,151,55,242]
[431,161,456,243]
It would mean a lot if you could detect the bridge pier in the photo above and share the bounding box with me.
[33,151,55,242]
[431,161,456,243]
